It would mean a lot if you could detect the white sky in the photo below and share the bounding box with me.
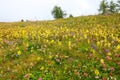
[0,0,117,22]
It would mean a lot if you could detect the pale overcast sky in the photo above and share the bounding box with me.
[0,0,117,22]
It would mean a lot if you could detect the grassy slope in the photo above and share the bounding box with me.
[0,14,120,80]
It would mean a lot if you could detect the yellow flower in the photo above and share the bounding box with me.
[97,41,100,46]
[107,52,111,56]
[37,57,41,61]
[68,41,71,49]
[58,41,62,46]
[86,30,89,33]
[100,59,104,64]
[51,40,54,43]
[68,41,71,47]
[116,45,120,50]
[1,70,3,74]
[92,49,95,54]
[0,38,2,42]
[48,55,53,59]
[26,43,29,47]
[16,47,19,50]
[94,69,99,76]
[84,34,87,39]
[17,50,22,55]
[40,66,44,70]
[46,40,49,43]
[73,35,76,38]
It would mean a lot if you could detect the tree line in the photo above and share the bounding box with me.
[51,0,120,19]
[99,0,120,14]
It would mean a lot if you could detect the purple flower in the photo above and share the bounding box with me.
[91,44,97,50]
[104,49,109,53]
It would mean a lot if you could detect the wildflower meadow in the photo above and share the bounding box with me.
[0,14,120,80]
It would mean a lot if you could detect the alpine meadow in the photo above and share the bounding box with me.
[0,0,120,80]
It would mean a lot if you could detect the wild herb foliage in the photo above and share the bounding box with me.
[0,14,120,80]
